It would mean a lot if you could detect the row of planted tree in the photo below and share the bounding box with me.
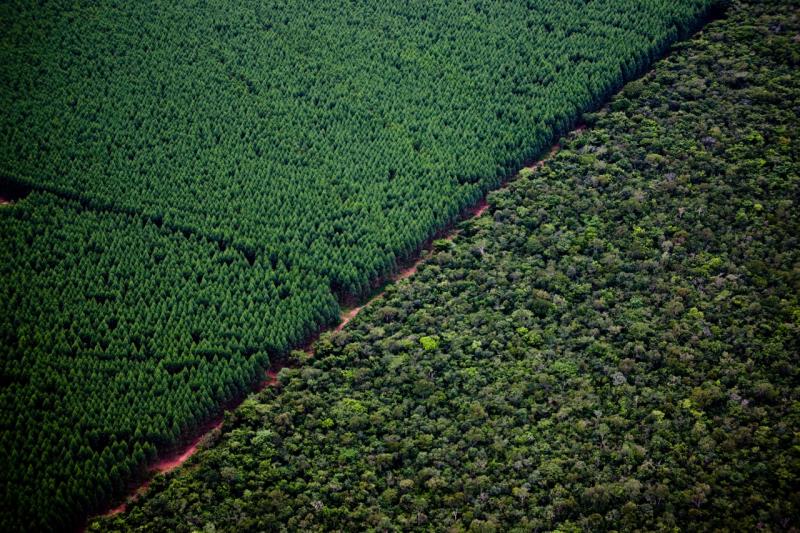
[1,0,723,530]
[96,2,799,527]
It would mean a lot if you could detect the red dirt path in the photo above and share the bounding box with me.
[91,125,583,525]
[151,422,223,475]
[335,306,364,331]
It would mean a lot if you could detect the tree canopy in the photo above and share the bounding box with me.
[93,1,799,529]
[0,0,741,530]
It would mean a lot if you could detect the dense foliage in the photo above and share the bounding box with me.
[0,1,723,530]
[1,0,717,296]
[0,191,338,530]
[95,1,799,530]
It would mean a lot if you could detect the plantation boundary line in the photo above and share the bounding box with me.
[65,5,730,527]
[85,120,588,526]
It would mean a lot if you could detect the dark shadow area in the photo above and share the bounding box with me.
[0,180,31,205]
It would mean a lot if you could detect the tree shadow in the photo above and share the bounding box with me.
[0,180,31,205]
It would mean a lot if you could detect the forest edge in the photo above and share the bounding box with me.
[79,2,729,526]
[86,121,586,526]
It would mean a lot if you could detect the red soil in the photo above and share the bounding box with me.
[101,480,150,517]
[264,369,280,386]
[104,502,128,517]
[335,306,364,332]
[466,198,490,218]
[151,421,223,475]
[393,262,419,281]
[322,126,585,340]
[90,124,584,525]
[523,139,566,171]
[97,416,225,518]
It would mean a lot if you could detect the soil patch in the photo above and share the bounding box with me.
[336,306,365,332]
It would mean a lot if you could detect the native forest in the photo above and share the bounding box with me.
[0,0,798,531]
